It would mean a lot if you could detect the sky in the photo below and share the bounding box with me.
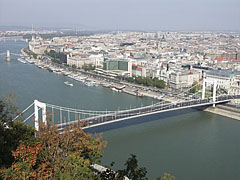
[0,0,239,31]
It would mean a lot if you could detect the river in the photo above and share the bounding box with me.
[0,40,240,180]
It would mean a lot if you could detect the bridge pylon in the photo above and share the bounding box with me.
[34,100,47,131]
[202,78,206,99]
[201,78,217,107]
[212,80,217,107]
[6,50,10,62]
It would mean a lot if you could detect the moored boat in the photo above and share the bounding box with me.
[17,58,27,64]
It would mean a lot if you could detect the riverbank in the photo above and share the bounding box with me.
[21,48,168,101]
[205,102,240,120]
[21,47,240,121]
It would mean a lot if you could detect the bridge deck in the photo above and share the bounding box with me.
[56,95,239,130]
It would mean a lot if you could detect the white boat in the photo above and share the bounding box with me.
[112,87,120,92]
[90,81,99,87]
[64,81,73,86]
[53,69,62,74]
[25,58,35,64]
[76,77,87,83]
[17,58,27,64]
[84,81,94,86]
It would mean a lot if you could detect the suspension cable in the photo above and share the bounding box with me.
[13,102,34,120]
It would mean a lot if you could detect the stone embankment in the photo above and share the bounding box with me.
[205,102,240,120]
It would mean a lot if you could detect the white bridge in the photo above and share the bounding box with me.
[14,78,240,131]
[0,50,27,61]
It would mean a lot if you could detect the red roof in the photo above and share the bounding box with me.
[216,57,230,61]
[136,67,142,71]
[232,60,240,62]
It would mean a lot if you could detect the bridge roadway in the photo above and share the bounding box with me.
[56,95,240,130]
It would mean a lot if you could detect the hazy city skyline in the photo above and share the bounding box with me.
[0,0,239,31]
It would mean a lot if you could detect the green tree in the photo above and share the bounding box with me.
[189,81,199,93]
[100,154,148,180]
[154,79,166,89]
[144,77,153,86]
[82,64,96,71]
[1,96,175,180]
[117,154,147,180]
[0,95,35,167]
[32,53,37,59]
[155,173,175,180]
[136,77,143,84]
[125,76,165,89]
[1,120,107,180]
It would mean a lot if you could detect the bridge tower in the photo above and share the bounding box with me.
[201,78,217,107]
[34,100,47,131]
[6,50,10,62]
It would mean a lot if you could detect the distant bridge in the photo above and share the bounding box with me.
[0,36,24,41]
[0,50,27,61]
[15,78,240,131]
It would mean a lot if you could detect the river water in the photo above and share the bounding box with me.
[0,40,240,180]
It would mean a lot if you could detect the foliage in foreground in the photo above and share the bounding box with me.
[0,95,175,180]
[1,120,107,180]
[0,95,35,167]
[99,154,175,180]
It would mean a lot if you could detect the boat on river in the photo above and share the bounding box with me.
[64,81,73,86]
[17,58,27,64]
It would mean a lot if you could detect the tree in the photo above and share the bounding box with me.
[98,162,116,180]
[144,77,153,86]
[0,95,35,167]
[1,141,54,179]
[136,77,143,84]
[155,173,175,180]
[99,154,148,180]
[117,154,147,180]
[154,79,166,89]
[124,76,166,89]
[189,81,199,94]
[82,64,96,71]
[37,120,106,168]
[32,53,37,59]
[1,119,107,179]
[0,94,17,126]
[45,50,61,64]
[0,96,175,179]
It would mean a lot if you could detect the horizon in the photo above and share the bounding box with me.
[0,25,240,33]
[0,0,239,32]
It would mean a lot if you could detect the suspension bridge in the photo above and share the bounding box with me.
[0,50,27,61]
[14,78,240,132]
